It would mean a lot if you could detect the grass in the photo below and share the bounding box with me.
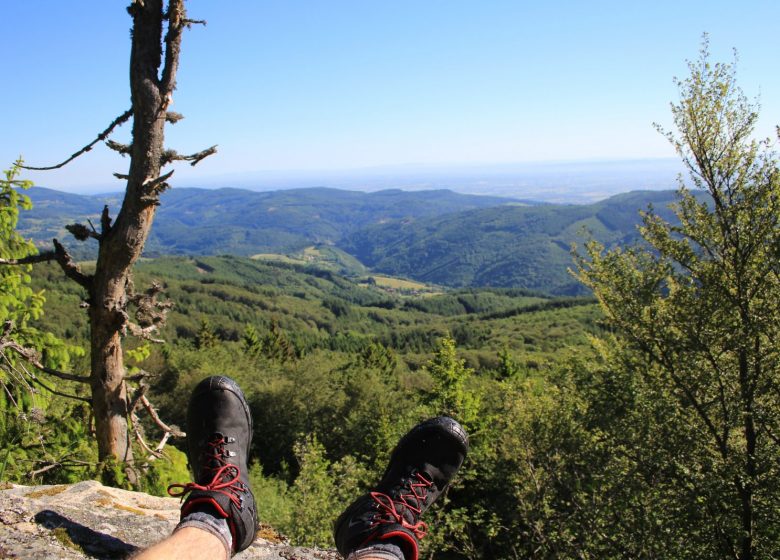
[368,275,437,291]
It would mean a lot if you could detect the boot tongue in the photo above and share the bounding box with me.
[421,464,447,491]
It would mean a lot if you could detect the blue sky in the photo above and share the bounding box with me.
[1,1,778,193]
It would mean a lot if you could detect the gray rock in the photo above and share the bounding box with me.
[0,481,340,559]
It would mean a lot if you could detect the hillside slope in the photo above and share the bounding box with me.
[341,190,695,294]
[20,186,521,257]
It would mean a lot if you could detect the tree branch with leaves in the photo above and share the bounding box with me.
[575,38,780,560]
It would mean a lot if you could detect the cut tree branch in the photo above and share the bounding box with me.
[19,109,133,171]
[65,223,101,242]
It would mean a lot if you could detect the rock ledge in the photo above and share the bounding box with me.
[0,481,339,559]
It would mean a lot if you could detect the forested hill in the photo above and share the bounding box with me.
[19,186,699,294]
[20,186,522,256]
[343,189,696,295]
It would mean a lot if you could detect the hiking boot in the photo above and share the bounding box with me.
[334,416,469,560]
[168,375,258,553]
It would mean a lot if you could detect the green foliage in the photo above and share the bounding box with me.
[27,248,607,556]
[135,446,191,497]
[248,462,293,531]
[576,41,780,558]
[0,163,89,485]
[424,335,480,429]
[0,163,57,347]
[252,436,371,548]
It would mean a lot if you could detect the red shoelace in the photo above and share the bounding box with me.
[167,436,246,509]
[369,471,433,540]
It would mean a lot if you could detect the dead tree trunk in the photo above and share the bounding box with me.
[88,0,186,470]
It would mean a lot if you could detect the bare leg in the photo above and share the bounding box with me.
[132,527,227,560]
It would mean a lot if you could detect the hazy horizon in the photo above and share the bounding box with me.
[31,157,685,204]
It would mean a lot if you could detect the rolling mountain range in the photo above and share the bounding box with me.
[18,186,692,294]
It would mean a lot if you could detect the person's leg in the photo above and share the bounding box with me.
[135,375,259,559]
[133,527,227,560]
[333,417,469,560]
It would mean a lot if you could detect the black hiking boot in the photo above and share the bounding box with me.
[168,375,258,553]
[334,417,469,560]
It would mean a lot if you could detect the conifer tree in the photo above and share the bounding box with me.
[195,319,218,350]
[424,335,480,429]
[241,324,263,357]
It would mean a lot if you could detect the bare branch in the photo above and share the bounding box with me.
[125,321,165,343]
[141,395,185,438]
[19,109,133,171]
[27,463,60,478]
[29,374,91,403]
[0,328,90,385]
[105,139,133,156]
[153,431,173,455]
[26,457,94,479]
[113,173,130,180]
[1,240,93,289]
[181,18,206,27]
[52,239,93,289]
[165,111,184,123]
[0,252,57,266]
[160,145,217,167]
[131,410,164,460]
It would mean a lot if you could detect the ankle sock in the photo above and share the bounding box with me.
[175,510,233,559]
[346,542,406,560]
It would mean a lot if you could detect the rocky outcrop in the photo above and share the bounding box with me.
[0,481,339,559]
